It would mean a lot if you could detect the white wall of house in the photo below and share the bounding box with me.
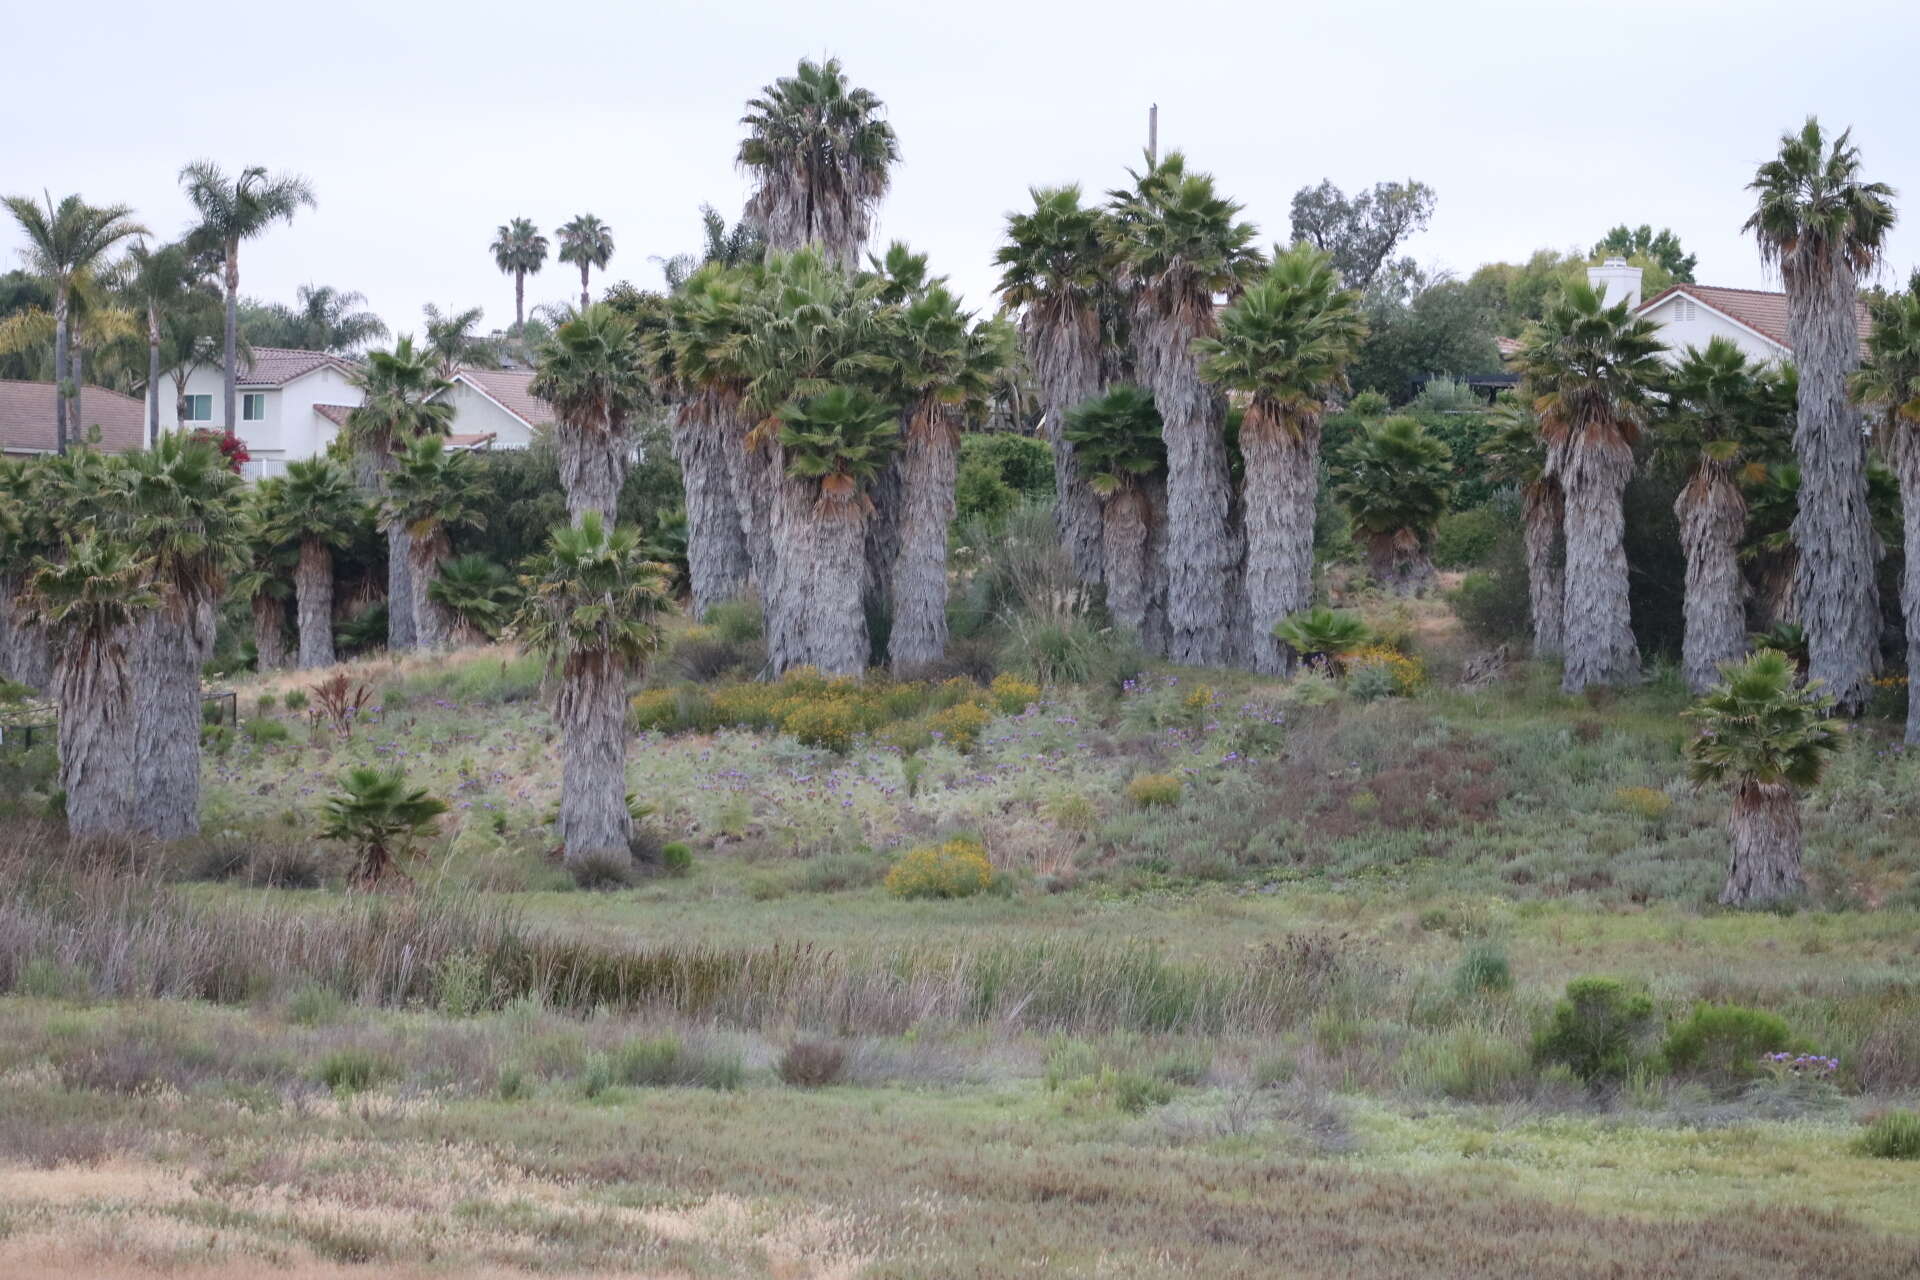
[160,364,362,477]
[1637,294,1787,366]
[439,380,535,448]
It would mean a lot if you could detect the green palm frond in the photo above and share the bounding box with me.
[382,436,487,542]
[122,430,247,611]
[1063,385,1164,493]
[777,385,899,497]
[1745,118,1895,279]
[1516,280,1667,448]
[1195,242,1366,428]
[1333,416,1453,536]
[1684,649,1843,790]
[530,303,653,440]
[514,512,673,670]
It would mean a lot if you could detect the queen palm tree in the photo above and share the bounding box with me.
[530,303,653,526]
[654,204,766,291]
[1107,153,1263,668]
[994,185,1112,587]
[1195,242,1363,672]
[260,283,387,353]
[556,214,614,310]
[1333,416,1453,597]
[1852,275,1920,740]
[491,217,549,333]
[661,265,755,615]
[1479,399,1563,658]
[1064,385,1166,643]
[1517,280,1666,692]
[738,56,900,270]
[422,303,495,377]
[515,513,672,873]
[177,162,316,433]
[382,436,487,652]
[120,239,199,445]
[263,457,363,668]
[1,192,146,453]
[1745,120,1896,713]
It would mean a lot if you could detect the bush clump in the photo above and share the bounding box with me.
[1343,645,1426,697]
[1661,1004,1794,1087]
[1858,1111,1920,1160]
[929,701,991,752]
[989,672,1041,714]
[1126,773,1183,809]
[780,697,860,753]
[884,838,994,900]
[1533,977,1655,1084]
[778,1039,849,1088]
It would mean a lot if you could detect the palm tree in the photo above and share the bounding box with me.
[515,513,672,872]
[262,457,363,668]
[1333,416,1453,597]
[1745,119,1897,713]
[382,436,487,652]
[1107,153,1264,668]
[256,283,387,353]
[738,56,900,270]
[427,554,517,645]
[120,239,199,446]
[655,204,765,291]
[231,489,293,671]
[1064,386,1166,643]
[319,766,450,889]
[1852,274,1920,740]
[124,431,245,839]
[1,192,146,453]
[422,303,494,376]
[1517,280,1666,692]
[1685,649,1843,904]
[1272,606,1370,676]
[1479,399,1564,658]
[556,214,614,310]
[661,265,756,615]
[177,162,316,433]
[994,185,1112,588]
[0,458,58,689]
[491,217,549,333]
[530,303,653,526]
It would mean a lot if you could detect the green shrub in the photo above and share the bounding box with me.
[1126,774,1183,809]
[885,838,995,900]
[659,842,693,878]
[1346,664,1398,704]
[1432,506,1509,569]
[610,1035,742,1090]
[1858,1111,1920,1160]
[781,697,860,752]
[1661,1004,1793,1086]
[1533,977,1654,1083]
[283,690,309,713]
[242,717,291,746]
[1452,943,1513,995]
[286,984,346,1026]
[702,601,763,645]
[1400,1028,1534,1101]
[316,1048,390,1095]
[433,949,491,1017]
[1448,551,1531,643]
[255,693,279,715]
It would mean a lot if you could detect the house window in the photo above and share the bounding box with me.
[183,394,213,422]
[242,393,266,421]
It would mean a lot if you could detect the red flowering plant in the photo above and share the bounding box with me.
[187,428,251,473]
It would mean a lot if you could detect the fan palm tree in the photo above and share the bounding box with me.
[1064,386,1166,643]
[1479,399,1564,658]
[1107,153,1264,668]
[120,239,199,445]
[0,458,57,689]
[1745,120,1896,713]
[1334,416,1453,597]
[491,217,549,334]
[1853,275,1920,740]
[556,214,614,310]
[177,162,316,432]
[1272,606,1370,676]
[738,56,900,270]
[382,436,487,652]
[516,513,672,872]
[662,265,756,615]
[427,554,517,645]
[530,303,653,526]
[994,185,1112,588]
[1517,280,1666,692]
[231,490,293,672]
[262,457,363,668]
[320,766,450,889]
[422,303,494,376]
[1685,649,1843,904]
[1,192,146,453]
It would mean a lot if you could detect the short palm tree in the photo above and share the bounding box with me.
[319,766,449,889]
[230,493,293,672]
[422,303,493,377]
[1065,385,1166,644]
[1685,648,1843,905]
[0,458,57,690]
[556,214,614,310]
[1852,274,1920,741]
[263,457,364,668]
[1517,280,1666,692]
[1479,398,1564,658]
[1334,415,1453,596]
[491,217,549,334]
[1745,119,1896,713]
[1107,153,1264,667]
[177,162,316,432]
[662,264,756,613]
[1273,606,1370,675]
[738,57,900,269]
[516,513,672,872]
[382,436,488,651]
[427,554,517,645]
[1196,242,1364,670]
[531,303,653,526]
[1,192,146,453]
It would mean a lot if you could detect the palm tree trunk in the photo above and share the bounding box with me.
[1240,411,1319,676]
[863,453,902,652]
[71,349,85,443]
[514,271,526,333]
[1720,778,1804,905]
[1896,431,1920,743]
[146,301,162,448]
[55,623,137,837]
[252,591,290,672]
[1143,472,1171,658]
[387,523,416,650]
[556,648,632,866]
[1676,461,1749,694]
[1101,485,1152,641]
[295,539,336,668]
[579,264,590,312]
[763,447,811,674]
[1024,310,1105,588]
[728,407,778,597]
[131,602,213,841]
[53,284,70,456]
[1556,434,1640,692]
[1785,259,1877,713]
[889,407,958,673]
[802,493,870,676]
[407,528,452,651]
[670,393,749,618]
[1523,482,1565,659]
[1367,528,1436,597]
[222,240,240,434]
[557,424,627,527]
[0,577,50,691]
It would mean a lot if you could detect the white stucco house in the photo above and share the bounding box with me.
[433,367,552,449]
[1586,257,1870,366]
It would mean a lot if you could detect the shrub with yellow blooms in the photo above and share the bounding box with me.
[884,838,995,899]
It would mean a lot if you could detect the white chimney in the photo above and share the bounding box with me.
[1587,256,1643,310]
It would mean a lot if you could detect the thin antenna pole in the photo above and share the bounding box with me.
[1148,104,1159,167]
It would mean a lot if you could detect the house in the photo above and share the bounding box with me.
[1588,258,1872,366]
[158,347,363,479]
[434,367,552,448]
[0,380,146,456]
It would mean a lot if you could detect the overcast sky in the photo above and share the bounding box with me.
[5,0,1917,339]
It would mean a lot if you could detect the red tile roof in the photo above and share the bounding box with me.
[1638,284,1872,352]
[237,347,354,387]
[446,432,497,449]
[455,367,553,429]
[0,380,146,455]
[312,403,355,427]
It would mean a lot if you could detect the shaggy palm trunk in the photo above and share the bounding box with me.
[387,523,416,650]
[55,624,137,836]
[1366,528,1435,597]
[0,581,51,691]
[53,285,70,455]
[558,423,627,527]
[1100,485,1152,641]
[1785,259,1877,713]
[803,489,870,677]
[1024,309,1105,588]
[670,394,750,618]
[753,187,862,271]
[1676,460,1749,694]
[1133,300,1234,667]
[1240,410,1320,676]
[864,454,903,652]
[1143,473,1171,658]
[1896,431,1920,743]
[221,241,240,433]
[762,449,812,675]
[1720,779,1804,905]
[1555,433,1640,692]
[556,649,632,867]
[251,592,290,672]
[407,528,453,652]
[295,539,336,669]
[889,407,958,673]
[131,602,214,840]
[578,264,590,311]
[1523,482,1565,659]
[729,414,779,597]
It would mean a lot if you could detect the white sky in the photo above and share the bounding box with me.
[4,0,1916,338]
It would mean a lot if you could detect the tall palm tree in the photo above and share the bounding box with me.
[530,303,653,526]
[994,185,1112,588]
[120,240,199,445]
[382,436,487,652]
[738,57,900,270]
[1745,119,1897,713]
[556,214,614,310]
[422,303,494,376]
[1333,415,1453,597]
[263,457,364,668]
[1106,153,1263,668]
[1479,399,1565,658]
[259,283,388,353]
[1853,275,1920,740]
[491,217,549,333]
[1064,385,1166,643]
[662,265,755,615]
[177,162,316,433]
[1,192,146,453]
[1518,280,1666,692]
[1194,242,1363,672]
[516,513,672,873]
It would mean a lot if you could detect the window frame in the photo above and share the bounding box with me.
[183,394,213,422]
[241,393,266,422]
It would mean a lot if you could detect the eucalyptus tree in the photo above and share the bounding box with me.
[738,56,900,269]
[491,217,549,333]
[382,436,488,652]
[530,303,653,526]
[1478,400,1564,658]
[1852,276,1920,740]
[178,162,316,432]
[556,214,614,310]
[120,240,199,445]
[1194,242,1363,672]
[1,192,146,453]
[1333,416,1453,597]
[263,457,363,668]
[993,185,1111,587]
[1063,386,1166,643]
[1744,119,1897,712]
[1106,153,1263,667]
[422,303,493,376]
[662,266,755,614]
